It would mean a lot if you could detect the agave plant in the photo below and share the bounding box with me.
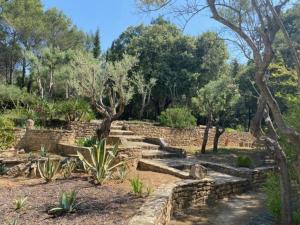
[14,196,27,210]
[77,139,122,185]
[49,190,77,215]
[61,160,76,179]
[38,157,60,183]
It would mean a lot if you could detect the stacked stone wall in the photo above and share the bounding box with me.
[16,129,75,152]
[127,123,255,148]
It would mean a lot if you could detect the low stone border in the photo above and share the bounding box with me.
[138,159,190,179]
[129,176,248,225]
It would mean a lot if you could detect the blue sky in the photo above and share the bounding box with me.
[42,0,222,51]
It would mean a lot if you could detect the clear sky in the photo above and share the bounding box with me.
[42,0,222,52]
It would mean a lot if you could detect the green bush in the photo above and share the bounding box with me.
[56,99,95,122]
[159,107,196,129]
[0,117,15,150]
[262,173,281,218]
[236,156,252,168]
[76,137,97,147]
[294,212,300,225]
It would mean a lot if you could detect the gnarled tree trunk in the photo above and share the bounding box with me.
[213,125,225,152]
[96,117,112,140]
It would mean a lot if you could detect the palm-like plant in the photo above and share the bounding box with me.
[38,157,60,183]
[49,190,77,215]
[77,139,122,185]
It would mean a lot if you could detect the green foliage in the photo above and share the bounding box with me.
[76,137,97,147]
[294,212,300,225]
[14,196,27,210]
[49,190,77,215]
[61,160,76,179]
[193,75,240,119]
[236,156,252,168]
[159,107,196,129]
[0,117,15,150]
[77,139,122,185]
[38,157,60,183]
[56,98,95,122]
[262,173,281,218]
[130,177,143,196]
[40,146,47,157]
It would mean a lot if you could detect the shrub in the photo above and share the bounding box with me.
[38,157,60,183]
[40,146,47,157]
[14,196,27,210]
[77,139,122,185]
[130,177,143,196]
[0,117,15,150]
[262,173,281,218]
[294,212,300,225]
[76,137,97,147]
[236,156,252,168]
[56,99,95,122]
[159,107,196,129]
[49,190,77,215]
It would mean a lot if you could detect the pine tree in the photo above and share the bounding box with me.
[93,29,101,59]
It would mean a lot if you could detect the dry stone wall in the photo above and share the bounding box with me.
[16,129,75,152]
[128,123,256,148]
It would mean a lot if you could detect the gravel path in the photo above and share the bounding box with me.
[171,191,275,225]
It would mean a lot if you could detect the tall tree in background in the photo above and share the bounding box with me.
[2,0,45,88]
[93,28,101,59]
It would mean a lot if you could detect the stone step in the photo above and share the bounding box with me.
[110,125,123,130]
[109,130,135,136]
[142,150,181,159]
[131,142,160,150]
[109,135,145,142]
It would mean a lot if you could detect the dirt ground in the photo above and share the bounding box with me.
[0,171,180,225]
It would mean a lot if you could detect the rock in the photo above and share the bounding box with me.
[26,119,35,130]
[17,149,26,154]
[189,164,207,179]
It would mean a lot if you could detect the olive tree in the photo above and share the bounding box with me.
[193,75,240,153]
[72,50,136,139]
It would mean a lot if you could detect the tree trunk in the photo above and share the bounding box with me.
[96,117,112,140]
[201,113,212,154]
[266,138,293,225]
[213,125,225,152]
[138,94,146,119]
[22,58,26,88]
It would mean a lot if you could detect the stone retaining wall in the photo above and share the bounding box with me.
[129,177,248,225]
[66,121,100,139]
[16,129,75,152]
[128,123,255,148]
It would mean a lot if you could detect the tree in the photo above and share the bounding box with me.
[72,51,136,139]
[132,73,156,119]
[27,48,68,99]
[44,8,86,51]
[93,29,101,59]
[193,75,240,153]
[2,0,45,88]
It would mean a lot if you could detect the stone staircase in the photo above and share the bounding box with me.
[109,123,185,160]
